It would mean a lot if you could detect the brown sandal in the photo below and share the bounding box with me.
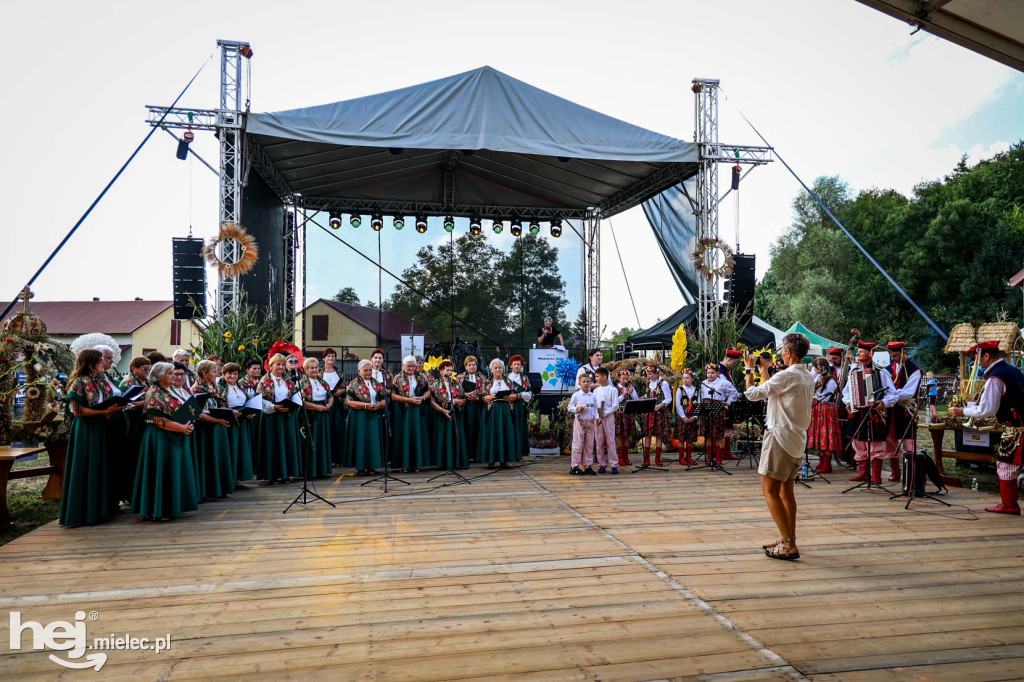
[765,539,800,561]
[762,535,793,550]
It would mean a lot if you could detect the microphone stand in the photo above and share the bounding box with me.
[362,376,409,491]
[797,390,835,487]
[285,372,335,513]
[843,385,893,494]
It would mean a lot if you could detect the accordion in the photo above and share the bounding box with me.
[850,368,878,410]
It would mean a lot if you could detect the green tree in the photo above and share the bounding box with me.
[331,286,360,304]
[495,235,570,351]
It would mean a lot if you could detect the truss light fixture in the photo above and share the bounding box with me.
[349,214,362,228]
[468,216,482,234]
[490,218,502,235]
[328,213,342,230]
[415,215,428,232]
[370,213,384,231]
[443,215,456,232]
[510,219,522,238]
[393,216,405,230]
[528,219,541,236]
[550,219,563,238]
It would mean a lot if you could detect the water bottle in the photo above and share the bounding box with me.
[971,477,979,492]
[801,463,809,478]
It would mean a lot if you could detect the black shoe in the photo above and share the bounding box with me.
[597,466,606,474]
[570,467,582,475]
[584,467,597,476]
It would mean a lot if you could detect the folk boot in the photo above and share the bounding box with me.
[870,458,884,485]
[618,446,632,466]
[654,448,663,466]
[816,452,833,474]
[849,460,869,482]
[985,480,1021,515]
[642,448,651,467]
[889,457,902,483]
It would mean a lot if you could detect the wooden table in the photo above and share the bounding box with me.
[926,423,998,487]
[0,445,61,529]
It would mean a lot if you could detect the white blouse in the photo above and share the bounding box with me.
[507,372,533,402]
[489,379,510,394]
[310,380,328,402]
[322,370,341,391]
[226,383,248,408]
[363,379,378,404]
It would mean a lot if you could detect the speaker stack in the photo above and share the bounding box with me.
[172,238,206,319]
[724,254,756,324]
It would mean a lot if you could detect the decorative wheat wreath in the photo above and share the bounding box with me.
[692,237,735,280]
[202,222,259,277]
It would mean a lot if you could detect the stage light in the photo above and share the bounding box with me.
[490,219,502,235]
[350,214,362,228]
[550,219,562,238]
[371,213,384,231]
[529,219,541,236]
[469,216,481,234]
[443,215,455,232]
[393,216,405,230]
[240,45,254,59]
[416,215,428,232]
[328,213,342,230]
[510,219,522,238]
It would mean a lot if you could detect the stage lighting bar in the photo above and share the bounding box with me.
[393,216,405,230]
[550,219,562,238]
[371,213,384,231]
[490,218,502,235]
[510,219,522,237]
[328,213,342,230]
[468,216,481,234]
[350,214,362,228]
[529,219,540,236]
[416,215,428,232]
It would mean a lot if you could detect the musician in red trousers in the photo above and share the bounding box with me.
[883,341,922,482]
[842,341,899,484]
[949,341,1024,515]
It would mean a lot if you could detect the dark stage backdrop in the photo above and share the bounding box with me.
[239,170,288,320]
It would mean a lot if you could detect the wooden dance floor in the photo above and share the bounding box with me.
[2,458,1024,680]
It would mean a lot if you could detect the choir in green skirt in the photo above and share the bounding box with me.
[322,362,349,467]
[457,363,486,461]
[256,372,301,482]
[345,374,386,472]
[390,368,432,471]
[192,374,235,499]
[430,371,469,469]
[59,372,119,527]
[478,377,519,465]
[297,371,334,478]
[131,384,199,520]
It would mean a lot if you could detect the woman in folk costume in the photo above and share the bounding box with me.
[640,364,672,467]
[369,348,394,390]
[131,362,199,521]
[673,368,700,465]
[699,363,738,464]
[169,362,200,495]
[257,353,301,484]
[479,358,519,468]
[118,356,151,505]
[321,348,348,468]
[613,369,638,466]
[457,355,487,461]
[430,360,469,470]
[807,357,842,474]
[59,349,125,527]
[298,357,334,478]
[94,344,134,505]
[242,358,264,468]
[345,360,387,474]
[221,362,255,484]
[191,360,235,500]
[507,355,533,459]
[391,356,432,472]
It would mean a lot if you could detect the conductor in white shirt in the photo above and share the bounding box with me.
[743,333,815,562]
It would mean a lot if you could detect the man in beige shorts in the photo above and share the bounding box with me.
[743,333,814,561]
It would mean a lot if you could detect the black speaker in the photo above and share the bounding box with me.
[172,237,206,319]
[726,254,755,323]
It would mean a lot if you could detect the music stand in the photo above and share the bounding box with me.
[729,397,763,470]
[688,400,732,475]
[625,399,667,473]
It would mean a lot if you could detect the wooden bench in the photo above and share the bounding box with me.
[926,424,998,487]
[0,445,63,529]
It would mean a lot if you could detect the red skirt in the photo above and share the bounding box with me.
[674,416,699,443]
[615,411,637,439]
[808,401,842,451]
[641,409,670,437]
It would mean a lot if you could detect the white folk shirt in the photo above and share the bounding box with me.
[592,384,619,419]
[363,379,379,404]
[576,363,602,383]
[102,373,122,397]
[310,380,328,402]
[890,364,922,403]
[744,364,816,459]
[508,372,533,402]
[405,375,418,397]
[371,368,387,385]
[322,370,341,391]
[701,375,739,404]
[963,359,1007,418]
[842,366,899,410]
[262,376,295,414]
[226,383,248,408]
[648,378,672,407]
[675,384,699,418]
[568,389,599,421]
[813,374,839,401]
[489,379,510,394]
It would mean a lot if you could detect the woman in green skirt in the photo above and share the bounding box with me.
[192,360,235,500]
[118,356,151,505]
[169,362,200,499]
[242,359,263,470]
[345,359,386,474]
[457,355,486,461]
[429,360,469,470]
[478,358,519,468]
[506,354,534,460]
[390,356,432,472]
[131,362,199,521]
[257,353,300,483]
[298,357,334,478]
[322,348,348,468]
[59,349,125,527]
[94,344,132,506]
[221,362,255,485]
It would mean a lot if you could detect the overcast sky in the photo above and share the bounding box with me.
[2,0,1021,337]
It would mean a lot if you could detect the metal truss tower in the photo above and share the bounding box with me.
[215,40,249,314]
[584,213,601,353]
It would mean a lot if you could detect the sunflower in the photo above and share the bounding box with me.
[224,331,233,339]
[237,344,246,351]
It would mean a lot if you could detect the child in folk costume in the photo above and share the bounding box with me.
[592,367,620,474]
[674,369,700,465]
[700,364,739,464]
[642,364,672,467]
[807,357,842,474]
[614,369,637,466]
[568,374,600,475]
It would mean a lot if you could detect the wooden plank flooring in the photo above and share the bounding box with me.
[1,457,1023,680]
